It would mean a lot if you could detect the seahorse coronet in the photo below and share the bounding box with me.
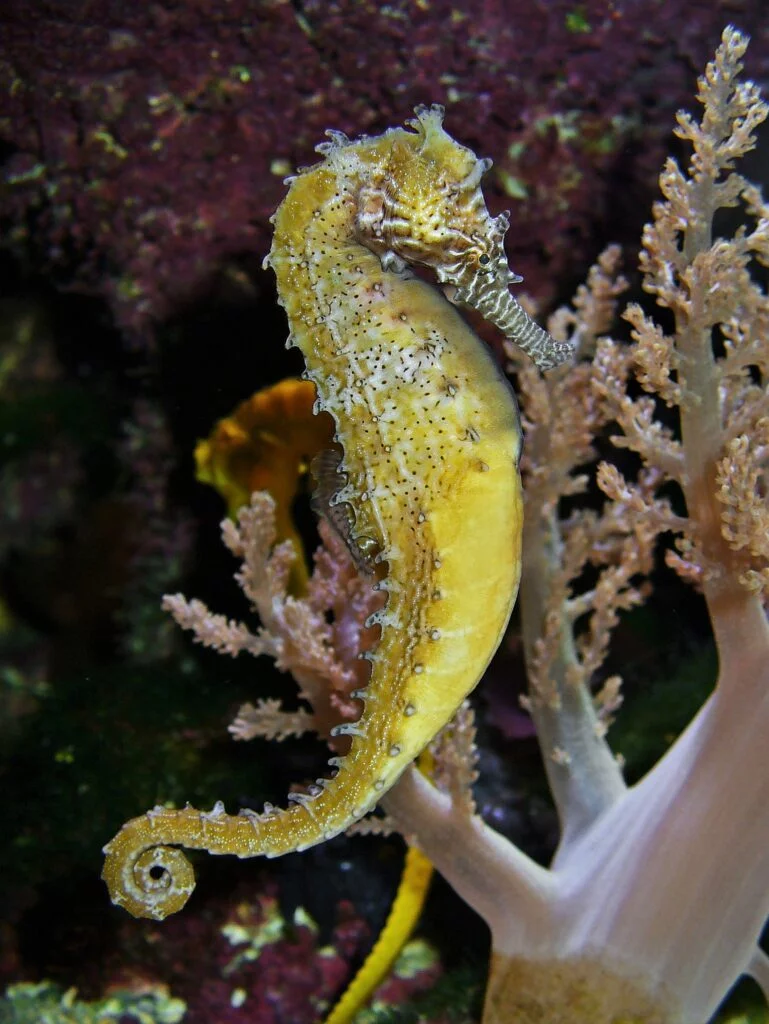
[102,106,568,920]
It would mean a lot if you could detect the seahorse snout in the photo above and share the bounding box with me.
[457,274,573,372]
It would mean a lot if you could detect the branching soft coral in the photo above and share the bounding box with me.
[137,26,766,1024]
[164,492,381,746]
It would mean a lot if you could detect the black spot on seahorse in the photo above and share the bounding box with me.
[310,446,381,573]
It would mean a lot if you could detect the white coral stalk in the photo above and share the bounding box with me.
[386,26,769,1023]
[388,609,768,1020]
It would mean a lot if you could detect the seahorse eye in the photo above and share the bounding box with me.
[478,254,491,266]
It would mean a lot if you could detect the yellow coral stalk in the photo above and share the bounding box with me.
[324,844,434,1024]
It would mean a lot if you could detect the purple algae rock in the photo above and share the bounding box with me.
[1,0,767,335]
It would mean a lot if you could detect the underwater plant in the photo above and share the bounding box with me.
[102,28,768,1024]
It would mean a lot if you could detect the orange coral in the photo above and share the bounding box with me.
[195,377,334,593]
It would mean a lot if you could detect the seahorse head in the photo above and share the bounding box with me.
[352,104,570,370]
[352,105,507,282]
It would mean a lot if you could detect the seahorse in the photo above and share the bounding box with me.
[102,104,569,920]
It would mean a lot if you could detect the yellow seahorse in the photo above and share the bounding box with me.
[102,104,569,920]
